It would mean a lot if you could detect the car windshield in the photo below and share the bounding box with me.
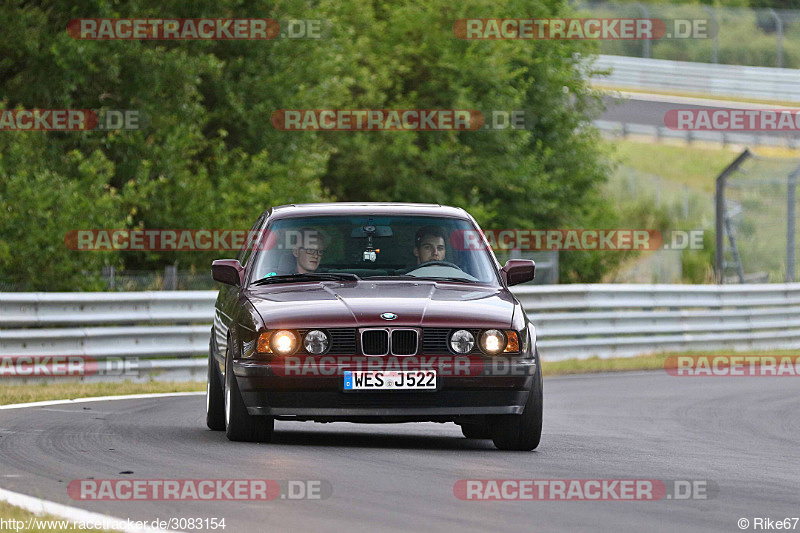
[249,215,500,285]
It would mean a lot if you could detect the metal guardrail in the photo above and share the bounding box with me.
[594,119,800,149]
[0,292,216,382]
[0,291,216,326]
[2,285,800,381]
[514,284,800,360]
[594,55,800,103]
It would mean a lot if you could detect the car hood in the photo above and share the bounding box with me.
[246,281,516,329]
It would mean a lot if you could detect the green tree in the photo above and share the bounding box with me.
[0,0,618,289]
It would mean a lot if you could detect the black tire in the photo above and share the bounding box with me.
[489,352,543,451]
[206,342,226,431]
[460,422,491,439]
[224,345,274,443]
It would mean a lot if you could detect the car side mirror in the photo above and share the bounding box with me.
[212,259,244,286]
[501,259,535,286]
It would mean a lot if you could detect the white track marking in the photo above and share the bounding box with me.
[0,485,183,533]
[0,392,203,411]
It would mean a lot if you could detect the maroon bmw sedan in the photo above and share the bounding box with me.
[207,203,542,450]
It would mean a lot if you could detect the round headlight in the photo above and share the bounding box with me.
[480,329,506,355]
[270,330,297,355]
[450,329,475,354]
[304,330,329,355]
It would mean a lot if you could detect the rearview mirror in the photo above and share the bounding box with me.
[212,259,243,286]
[501,259,535,286]
[351,225,393,237]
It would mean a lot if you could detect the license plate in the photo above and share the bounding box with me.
[343,370,437,391]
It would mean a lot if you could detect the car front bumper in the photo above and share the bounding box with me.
[232,356,537,420]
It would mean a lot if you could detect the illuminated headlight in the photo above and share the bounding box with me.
[303,330,329,355]
[269,330,297,355]
[450,329,475,354]
[480,329,507,355]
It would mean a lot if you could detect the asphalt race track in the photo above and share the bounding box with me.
[0,372,798,532]
[601,94,800,141]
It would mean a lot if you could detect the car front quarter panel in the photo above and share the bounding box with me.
[233,298,262,360]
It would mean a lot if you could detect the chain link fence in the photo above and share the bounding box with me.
[604,165,712,283]
[716,150,800,283]
[605,150,800,284]
[0,266,216,292]
[99,266,217,291]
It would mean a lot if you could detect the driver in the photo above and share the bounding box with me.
[414,226,448,264]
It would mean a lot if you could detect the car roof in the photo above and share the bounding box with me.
[265,202,471,219]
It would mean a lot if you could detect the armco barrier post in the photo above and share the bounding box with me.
[787,167,799,282]
[715,149,752,284]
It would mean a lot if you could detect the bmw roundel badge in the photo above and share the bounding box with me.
[380,312,397,320]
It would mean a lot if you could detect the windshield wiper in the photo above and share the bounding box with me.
[252,272,360,286]
[363,275,477,284]
[413,276,477,283]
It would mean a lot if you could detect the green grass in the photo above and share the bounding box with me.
[0,502,114,532]
[610,140,744,194]
[608,139,800,195]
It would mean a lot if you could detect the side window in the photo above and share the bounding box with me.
[237,214,266,268]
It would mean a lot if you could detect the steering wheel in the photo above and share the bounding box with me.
[406,260,464,273]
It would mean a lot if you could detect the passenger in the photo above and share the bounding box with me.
[291,228,327,273]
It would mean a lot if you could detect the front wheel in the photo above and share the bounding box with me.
[224,345,274,442]
[489,353,543,451]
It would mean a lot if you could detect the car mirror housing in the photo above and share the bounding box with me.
[212,259,244,286]
[501,259,535,286]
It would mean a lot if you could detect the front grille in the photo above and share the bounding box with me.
[361,329,389,355]
[422,328,452,354]
[391,330,418,355]
[327,328,357,355]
